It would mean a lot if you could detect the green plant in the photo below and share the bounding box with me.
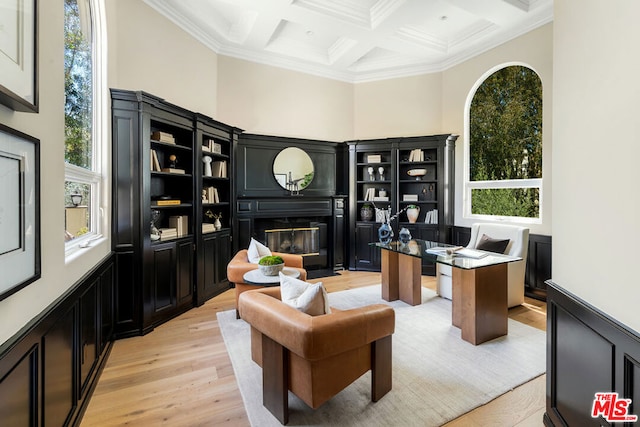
[258,255,284,266]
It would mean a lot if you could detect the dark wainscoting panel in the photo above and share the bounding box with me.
[237,134,338,198]
[545,282,640,426]
[0,253,115,427]
[452,226,551,300]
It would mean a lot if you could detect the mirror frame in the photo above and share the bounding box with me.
[272,147,315,194]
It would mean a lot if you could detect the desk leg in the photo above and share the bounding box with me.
[381,250,399,302]
[452,264,508,345]
[398,253,421,306]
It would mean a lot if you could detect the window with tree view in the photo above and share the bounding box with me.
[65,0,101,245]
[467,65,542,220]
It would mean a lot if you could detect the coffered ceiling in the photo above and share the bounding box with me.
[143,0,553,82]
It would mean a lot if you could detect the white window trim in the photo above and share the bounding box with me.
[462,62,543,225]
[65,0,108,257]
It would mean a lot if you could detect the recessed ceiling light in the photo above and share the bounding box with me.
[306,30,314,36]
[440,15,448,21]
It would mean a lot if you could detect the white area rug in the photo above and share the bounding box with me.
[217,285,546,426]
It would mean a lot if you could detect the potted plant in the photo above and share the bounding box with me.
[406,204,420,223]
[258,255,285,276]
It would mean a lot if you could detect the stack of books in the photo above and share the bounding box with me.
[151,131,175,144]
[154,198,181,206]
[212,161,227,178]
[204,186,219,203]
[159,227,178,241]
[150,149,162,171]
[424,209,438,224]
[203,139,223,154]
[202,223,216,233]
[367,154,382,163]
[169,215,189,236]
[408,149,424,162]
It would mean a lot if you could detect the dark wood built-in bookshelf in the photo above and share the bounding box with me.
[111,89,241,336]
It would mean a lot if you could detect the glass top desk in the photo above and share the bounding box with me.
[370,239,521,345]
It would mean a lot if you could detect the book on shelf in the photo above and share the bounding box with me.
[202,223,216,233]
[424,208,438,224]
[154,199,181,206]
[159,227,178,241]
[408,149,424,162]
[403,194,419,202]
[367,154,382,163]
[151,131,175,144]
[373,196,389,201]
[169,215,189,236]
[150,149,161,171]
[211,160,227,178]
[161,167,186,174]
[203,139,223,154]
[364,187,376,201]
[205,186,219,203]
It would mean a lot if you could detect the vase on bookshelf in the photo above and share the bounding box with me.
[360,204,373,221]
[406,206,419,223]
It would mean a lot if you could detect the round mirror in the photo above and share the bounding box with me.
[273,147,314,193]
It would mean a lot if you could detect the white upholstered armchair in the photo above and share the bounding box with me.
[436,223,530,308]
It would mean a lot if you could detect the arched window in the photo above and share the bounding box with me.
[465,65,543,221]
[64,0,106,251]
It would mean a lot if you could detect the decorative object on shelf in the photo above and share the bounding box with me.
[203,155,212,177]
[168,154,177,168]
[378,221,393,245]
[407,168,427,180]
[367,166,375,181]
[378,189,387,198]
[360,203,374,221]
[150,209,161,241]
[258,255,285,276]
[151,131,175,144]
[421,184,435,201]
[70,193,82,207]
[406,205,420,223]
[378,166,385,181]
[375,206,390,223]
[398,227,412,244]
[204,209,222,230]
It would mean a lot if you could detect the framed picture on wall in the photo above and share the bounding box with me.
[0,0,38,112]
[0,124,40,301]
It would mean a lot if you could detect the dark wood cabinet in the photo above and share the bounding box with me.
[111,89,241,336]
[198,229,231,304]
[348,135,457,274]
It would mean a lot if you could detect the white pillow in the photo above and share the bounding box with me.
[247,238,271,264]
[279,272,331,316]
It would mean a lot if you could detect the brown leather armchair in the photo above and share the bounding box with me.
[227,249,307,317]
[238,287,395,424]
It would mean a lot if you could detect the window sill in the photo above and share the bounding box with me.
[65,234,106,264]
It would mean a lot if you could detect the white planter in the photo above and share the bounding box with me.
[259,263,284,276]
[406,207,420,223]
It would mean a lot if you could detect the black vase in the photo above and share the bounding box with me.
[360,206,373,221]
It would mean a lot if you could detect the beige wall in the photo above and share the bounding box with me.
[107,0,219,117]
[0,0,111,344]
[353,73,443,139]
[442,24,553,236]
[216,56,353,142]
[552,0,640,332]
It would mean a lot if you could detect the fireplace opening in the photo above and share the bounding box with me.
[255,217,328,269]
[266,227,319,256]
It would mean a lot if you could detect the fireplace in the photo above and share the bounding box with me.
[255,217,328,269]
[266,227,319,256]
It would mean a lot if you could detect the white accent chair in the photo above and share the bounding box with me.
[436,223,530,308]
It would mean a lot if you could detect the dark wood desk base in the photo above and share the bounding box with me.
[452,263,508,345]
[380,250,421,306]
[380,249,509,345]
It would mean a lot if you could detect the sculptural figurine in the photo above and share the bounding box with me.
[378,166,385,181]
[202,189,208,202]
[202,155,212,177]
[169,154,177,168]
[367,166,375,181]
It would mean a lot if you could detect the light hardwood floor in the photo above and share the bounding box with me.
[81,271,547,426]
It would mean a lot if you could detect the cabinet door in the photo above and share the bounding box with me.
[79,283,98,396]
[150,242,176,323]
[198,231,231,304]
[354,222,380,270]
[176,239,194,308]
